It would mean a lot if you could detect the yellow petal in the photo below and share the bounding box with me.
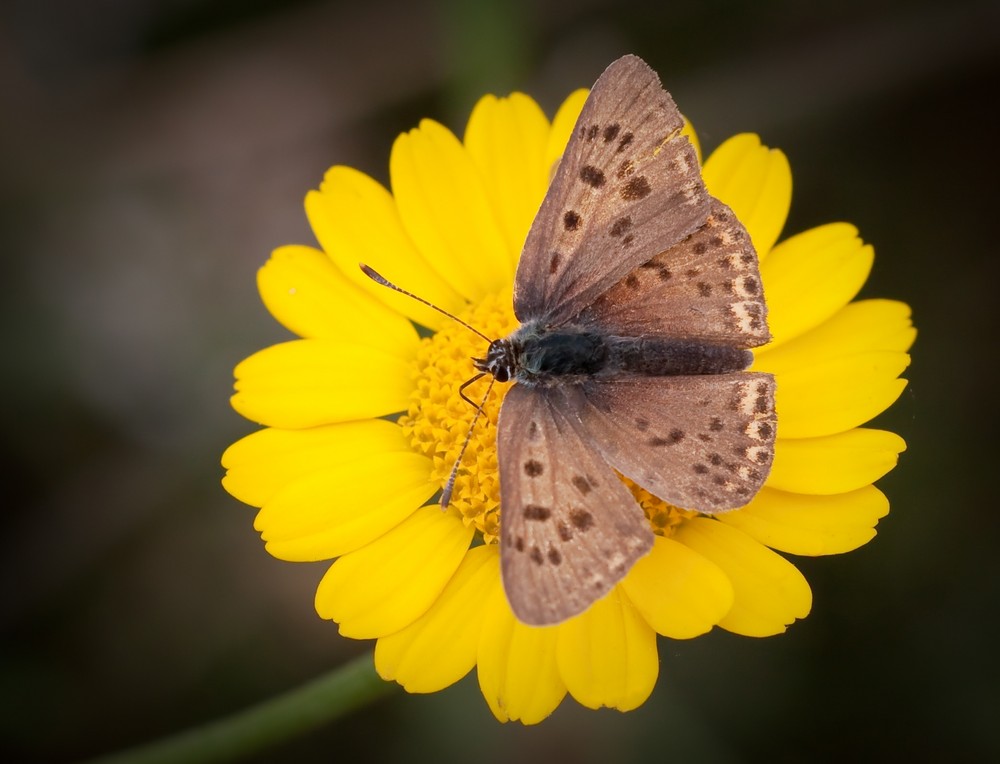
[375,546,497,693]
[390,119,512,299]
[257,245,418,351]
[254,451,436,561]
[621,535,734,639]
[231,339,414,428]
[556,588,658,711]
[702,134,791,258]
[306,166,465,331]
[769,428,906,495]
[673,518,811,637]
[758,299,916,370]
[545,88,588,176]
[222,419,415,507]
[477,578,566,724]
[315,506,475,639]
[718,486,890,556]
[464,93,550,265]
[756,225,875,349]
[772,350,910,439]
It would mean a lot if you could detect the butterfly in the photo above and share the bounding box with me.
[364,54,776,627]
[481,54,776,626]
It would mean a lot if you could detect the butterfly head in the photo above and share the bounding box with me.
[473,338,519,383]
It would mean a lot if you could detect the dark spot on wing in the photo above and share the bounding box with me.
[571,475,592,495]
[617,132,634,153]
[635,417,650,431]
[563,210,581,231]
[755,395,769,414]
[527,421,539,440]
[693,242,707,255]
[523,459,544,477]
[711,236,724,247]
[603,123,621,142]
[610,216,632,237]
[712,475,727,486]
[685,268,700,277]
[697,282,712,297]
[514,536,524,552]
[547,547,562,565]
[617,159,634,179]
[570,509,594,531]
[580,165,606,188]
[650,430,684,447]
[621,176,651,200]
[693,463,709,474]
[625,274,640,289]
[744,277,759,295]
[524,504,551,521]
[657,266,672,281]
[586,124,600,141]
[529,546,544,565]
[709,453,723,466]
[757,422,773,439]
[549,252,560,274]
[709,417,724,431]
[622,234,634,247]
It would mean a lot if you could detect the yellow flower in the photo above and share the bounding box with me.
[222,87,914,723]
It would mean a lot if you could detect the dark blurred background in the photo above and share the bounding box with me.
[1,0,997,761]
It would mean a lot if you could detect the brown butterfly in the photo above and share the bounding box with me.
[365,54,775,626]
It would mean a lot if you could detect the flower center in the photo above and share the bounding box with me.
[398,290,695,543]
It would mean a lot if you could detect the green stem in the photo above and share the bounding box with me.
[88,652,395,764]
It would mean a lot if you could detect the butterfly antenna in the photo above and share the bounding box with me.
[359,264,492,342]
[440,376,496,510]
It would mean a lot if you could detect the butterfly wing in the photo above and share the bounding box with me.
[574,197,771,346]
[559,373,777,513]
[497,383,654,625]
[514,54,710,327]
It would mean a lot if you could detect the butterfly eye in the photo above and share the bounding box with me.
[494,367,510,383]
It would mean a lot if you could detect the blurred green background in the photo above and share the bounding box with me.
[1,0,997,761]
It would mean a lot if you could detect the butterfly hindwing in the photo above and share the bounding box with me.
[559,373,777,513]
[513,54,710,327]
[575,197,771,346]
[497,383,654,625]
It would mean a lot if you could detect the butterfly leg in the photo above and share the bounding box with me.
[458,372,487,408]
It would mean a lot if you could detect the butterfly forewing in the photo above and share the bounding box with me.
[497,384,654,625]
[575,198,771,346]
[514,54,710,327]
[560,374,777,513]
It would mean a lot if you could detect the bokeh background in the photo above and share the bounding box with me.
[2,0,997,761]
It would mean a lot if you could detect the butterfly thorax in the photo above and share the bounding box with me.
[479,320,754,388]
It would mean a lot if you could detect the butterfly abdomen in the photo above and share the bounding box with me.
[603,336,753,377]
